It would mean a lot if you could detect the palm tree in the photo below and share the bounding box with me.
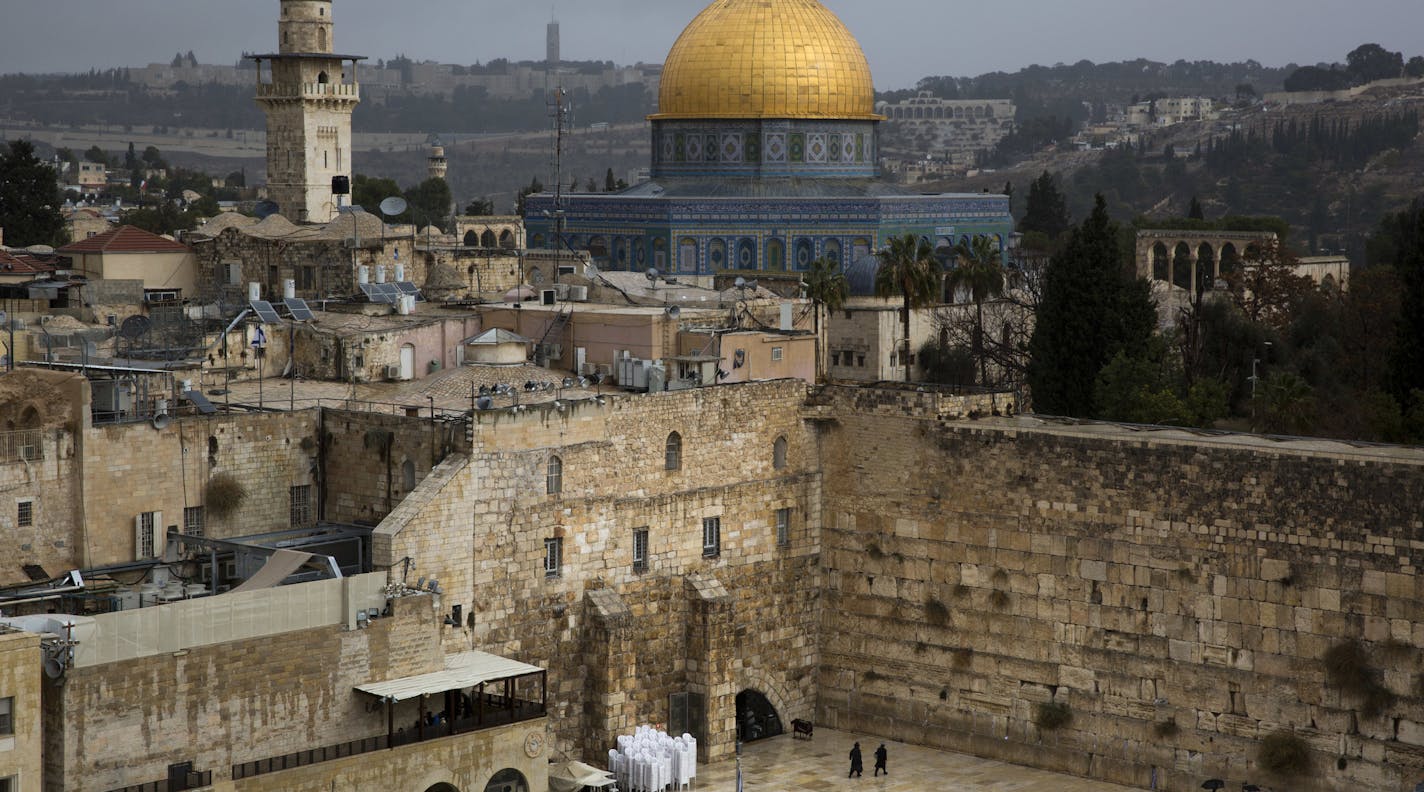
[947,236,1006,386]
[802,256,849,383]
[875,234,940,382]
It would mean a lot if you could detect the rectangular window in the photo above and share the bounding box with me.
[135,511,157,559]
[633,528,649,571]
[289,485,313,528]
[544,537,562,578]
[857,354,866,367]
[0,697,11,736]
[771,346,783,362]
[17,501,32,528]
[183,505,204,537]
[702,516,721,558]
[775,507,791,547]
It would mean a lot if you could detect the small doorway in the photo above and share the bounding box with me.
[735,689,783,743]
[399,344,416,381]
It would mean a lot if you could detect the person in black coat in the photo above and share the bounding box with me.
[874,744,888,776]
[848,742,863,777]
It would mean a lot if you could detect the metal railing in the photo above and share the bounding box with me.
[106,769,212,792]
[0,429,42,463]
[255,82,359,99]
[231,699,545,780]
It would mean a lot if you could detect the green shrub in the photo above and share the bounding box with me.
[989,589,1010,609]
[1153,718,1179,738]
[1034,701,1072,731]
[866,542,884,560]
[204,473,246,518]
[1258,729,1310,776]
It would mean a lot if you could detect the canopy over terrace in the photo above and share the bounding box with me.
[356,650,547,745]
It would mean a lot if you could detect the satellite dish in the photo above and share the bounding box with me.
[665,305,681,318]
[476,396,494,411]
[253,200,280,220]
[151,414,171,430]
[378,196,409,218]
[119,315,152,339]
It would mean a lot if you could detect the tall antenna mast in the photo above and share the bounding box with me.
[548,86,570,282]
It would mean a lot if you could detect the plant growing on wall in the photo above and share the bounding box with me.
[1324,639,1396,719]
[204,472,247,519]
[1258,729,1311,776]
[1034,700,1072,731]
[925,597,950,627]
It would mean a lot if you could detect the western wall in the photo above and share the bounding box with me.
[814,385,1424,791]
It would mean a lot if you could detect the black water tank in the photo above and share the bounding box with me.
[331,175,350,195]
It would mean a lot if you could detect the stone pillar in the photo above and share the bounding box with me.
[686,573,736,763]
[582,588,636,759]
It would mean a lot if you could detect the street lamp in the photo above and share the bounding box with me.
[1249,341,1272,424]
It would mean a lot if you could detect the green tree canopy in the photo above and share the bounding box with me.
[0,140,66,247]
[803,256,850,382]
[1407,56,1424,79]
[403,177,453,230]
[1027,195,1156,416]
[875,234,941,382]
[1346,43,1404,84]
[1019,170,1071,241]
[463,197,494,216]
[351,174,401,214]
[1382,199,1424,404]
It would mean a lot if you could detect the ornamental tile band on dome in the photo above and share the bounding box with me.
[652,0,879,121]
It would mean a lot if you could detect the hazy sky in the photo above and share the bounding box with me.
[4,0,1423,89]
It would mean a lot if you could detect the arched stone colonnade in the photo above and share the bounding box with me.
[1134,230,1277,294]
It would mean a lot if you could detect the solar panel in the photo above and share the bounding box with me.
[285,298,315,321]
[182,389,218,415]
[396,281,420,295]
[374,283,401,304]
[250,300,281,324]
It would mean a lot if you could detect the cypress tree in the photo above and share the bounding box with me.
[1019,171,1070,241]
[1387,200,1424,403]
[1028,195,1156,416]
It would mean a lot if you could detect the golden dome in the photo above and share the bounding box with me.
[652,0,879,121]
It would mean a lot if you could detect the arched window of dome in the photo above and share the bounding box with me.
[794,238,814,271]
[823,239,841,265]
[738,238,757,270]
[678,238,699,273]
[709,239,727,269]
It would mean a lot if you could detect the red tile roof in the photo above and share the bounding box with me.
[57,225,189,255]
[0,250,56,275]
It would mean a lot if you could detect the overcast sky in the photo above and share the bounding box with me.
[4,0,1423,89]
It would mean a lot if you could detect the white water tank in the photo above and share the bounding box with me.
[375,265,387,284]
[358,265,370,285]
[283,279,296,300]
[395,294,414,315]
[394,263,406,282]
[247,282,261,302]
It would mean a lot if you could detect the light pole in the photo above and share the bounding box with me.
[1249,341,1272,425]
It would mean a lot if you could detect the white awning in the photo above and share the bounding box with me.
[355,650,544,702]
[229,549,314,593]
[550,761,617,792]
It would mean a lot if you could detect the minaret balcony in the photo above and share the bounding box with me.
[256,82,360,100]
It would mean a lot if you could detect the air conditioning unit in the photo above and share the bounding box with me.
[567,285,589,302]
[553,283,571,300]
[579,362,593,375]
[384,365,402,381]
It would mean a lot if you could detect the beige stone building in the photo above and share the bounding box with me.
[0,629,41,792]
[56,226,198,302]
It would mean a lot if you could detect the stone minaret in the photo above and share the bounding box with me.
[427,136,448,181]
[251,0,363,223]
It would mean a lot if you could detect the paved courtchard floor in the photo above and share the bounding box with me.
[692,728,1143,791]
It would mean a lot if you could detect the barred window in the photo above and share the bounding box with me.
[183,505,204,537]
[633,528,649,572]
[0,697,11,736]
[136,511,157,559]
[775,508,791,547]
[702,517,721,558]
[665,432,682,472]
[544,537,562,578]
[547,455,563,495]
[17,501,32,528]
[289,485,313,528]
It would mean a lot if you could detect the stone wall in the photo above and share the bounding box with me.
[321,409,469,526]
[814,385,1424,791]
[80,410,321,565]
[223,718,548,792]
[372,380,823,762]
[43,594,445,792]
[0,630,43,792]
